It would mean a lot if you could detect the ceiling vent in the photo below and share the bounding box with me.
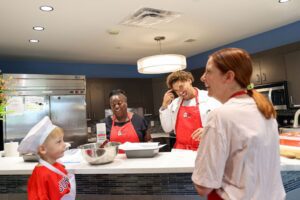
[120,7,181,28]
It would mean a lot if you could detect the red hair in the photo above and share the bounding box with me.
[210,48,276,119]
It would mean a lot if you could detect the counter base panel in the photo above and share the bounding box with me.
[1,172,300,199]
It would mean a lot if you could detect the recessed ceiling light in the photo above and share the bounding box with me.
[107,29,120,35]
[29,39,39,43]
[40,5,54,12]
[279,0,290,3]
[184,39,197,43]
[33,26,45,31]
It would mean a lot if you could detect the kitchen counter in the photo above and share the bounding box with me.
[1,150,300,175]
[1,150,300,199]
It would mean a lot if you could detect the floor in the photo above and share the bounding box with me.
[0,194,205,200]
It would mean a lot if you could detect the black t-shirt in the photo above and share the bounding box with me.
[102,113,148,142]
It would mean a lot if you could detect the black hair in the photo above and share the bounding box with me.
[109,89,127,99]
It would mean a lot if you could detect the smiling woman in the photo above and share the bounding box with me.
[102,89,151,147]
[192,48,285,200]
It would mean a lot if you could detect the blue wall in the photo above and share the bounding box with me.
[188,20,300,70]
[0,60,157,78]
[1,20,299,78]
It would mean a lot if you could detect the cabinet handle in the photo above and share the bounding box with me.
[256,74,260,83]
[290,96,294,107]
[262,73,267,82]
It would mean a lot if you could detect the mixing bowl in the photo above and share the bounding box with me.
[22,153,39,162]
[78,142,120,165]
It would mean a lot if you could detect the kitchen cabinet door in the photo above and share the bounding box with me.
[89,80,105,120]
[152,77,168,115]
[260,52,286,84]
[87,78,154,119]
[284,50,300,107]
[251,52,286,85]
[191,67,206,89]
[250,56,262,85]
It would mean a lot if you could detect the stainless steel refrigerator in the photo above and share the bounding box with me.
[2,74,87,147]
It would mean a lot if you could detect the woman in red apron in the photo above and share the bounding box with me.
[174,88,202,151]
[160,71,220,151]
[104,89,151,150]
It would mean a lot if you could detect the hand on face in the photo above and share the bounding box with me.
[162,89,175,108]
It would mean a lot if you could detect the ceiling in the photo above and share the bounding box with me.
[0,0,299,65]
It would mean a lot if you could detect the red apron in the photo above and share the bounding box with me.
[207,90,247,200]
[208,190,222,200]
[110,114,140,153]
[174,88,202,151]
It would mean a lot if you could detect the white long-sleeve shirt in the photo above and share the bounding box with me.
[192,96,285,200]
[159,88,221,134]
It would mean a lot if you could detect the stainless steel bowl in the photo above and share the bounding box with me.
[280,126,300,134]
[78,142,120,165]
[22,153,39,162]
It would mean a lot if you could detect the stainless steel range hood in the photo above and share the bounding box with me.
[3,74,87,148]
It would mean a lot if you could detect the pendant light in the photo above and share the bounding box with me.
[137,36,187,74]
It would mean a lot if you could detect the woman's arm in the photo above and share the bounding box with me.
[194,184,213,196]
[144,128,152,142]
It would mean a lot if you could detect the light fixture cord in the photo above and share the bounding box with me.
[158,39,162,54]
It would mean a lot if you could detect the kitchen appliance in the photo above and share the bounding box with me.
[255,81,289,110]
[78,142,120,165]
[2,74,87,148]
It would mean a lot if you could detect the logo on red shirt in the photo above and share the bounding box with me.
[59,177,69,193]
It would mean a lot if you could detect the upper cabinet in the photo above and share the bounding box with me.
[284,50,300,107]
[191,67,206,90]
[86,79,105,121]
[86,78,154,121]
[251,52,286,85]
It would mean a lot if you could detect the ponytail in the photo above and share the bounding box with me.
[247,90,276,119]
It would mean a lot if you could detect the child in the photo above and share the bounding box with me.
[18,116,76,200]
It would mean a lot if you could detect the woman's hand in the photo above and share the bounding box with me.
[162,89,175,109]
[191,128,203,141]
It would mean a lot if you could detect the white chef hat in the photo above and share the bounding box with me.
[18,116,57,154]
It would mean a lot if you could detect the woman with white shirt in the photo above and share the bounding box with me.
[192,48,285,200]
[159,70,220,151]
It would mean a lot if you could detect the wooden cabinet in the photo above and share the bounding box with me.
[86,79,105,120]
[86,78,154,120]
[284,50,300,107]
[251,52,286,85]
[190,67,206,90]
[152,77,168,116]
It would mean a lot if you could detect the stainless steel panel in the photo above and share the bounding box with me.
[256,85,285,92]
[4,96,50,142]
[3,74,85,91]
[50,95,87,147]
[2,74,87,147]
[3,74,85,80]
[5,90,86,96]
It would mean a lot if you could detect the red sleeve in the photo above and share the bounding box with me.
[27,164,70,200]
[27,166,50,200]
